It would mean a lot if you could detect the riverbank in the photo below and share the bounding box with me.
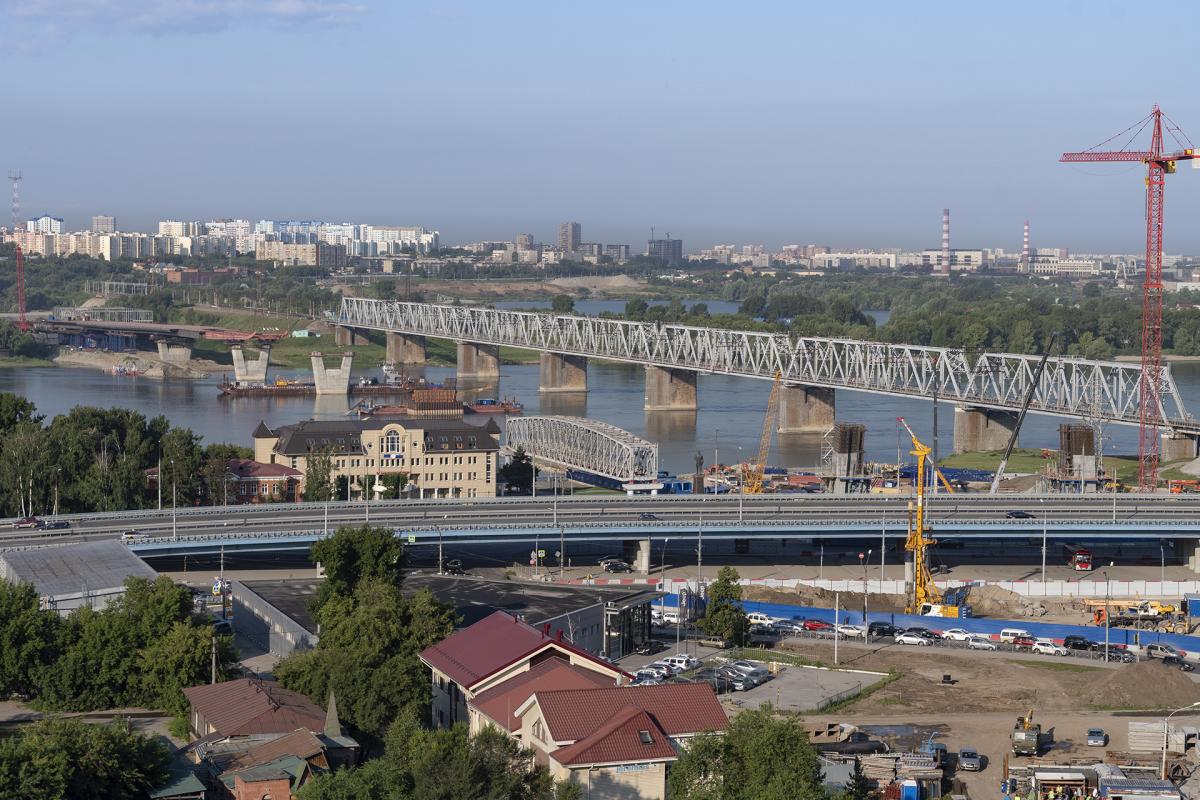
[53,348,226,379]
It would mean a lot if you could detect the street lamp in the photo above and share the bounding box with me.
[1162,702,1200,779]
[1040,497,1047,584]
[171,458,177,542]
[859,550,872,626]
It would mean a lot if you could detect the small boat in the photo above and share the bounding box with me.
[467,397,524,415]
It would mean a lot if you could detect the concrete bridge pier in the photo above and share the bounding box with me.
[386,332,426,364]
[539,353,587,393]
[457,342,500,379]
[311,352,354,395]
[644,366,697,411]
[624,539,652,574]
[1163,433,1199,463]
[953,406,1018,453]
[334,325,369,346]
[155,339,193,367]
[778,384,835,433]
[231,345,270,383]
[1176,539,1200,573]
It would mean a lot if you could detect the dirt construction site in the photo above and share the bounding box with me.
[780,637,1200,797]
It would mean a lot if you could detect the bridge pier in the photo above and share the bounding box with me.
[386,332,426,364]
[953,406,1018,453]
[231,345,270,383]
[311,352,354,395]
[778,384,835,433]
[334,325,369,346]
[155,340,193,367]
[623,539,652,574]
[1176,539,1200,573]
[457,342,500,379]
[539,353,587,393]
[644,366,697,411]
[1163,433,1199,463]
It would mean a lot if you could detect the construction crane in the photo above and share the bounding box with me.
[897,416,959,616]
[742,371,782,493]
[7,171,25,332]
[989,331,1058,494]
[1061,106,1198,491]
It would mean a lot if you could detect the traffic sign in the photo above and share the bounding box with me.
[407,534,417,544]
[537,549,546,558]
[211,578,222,596]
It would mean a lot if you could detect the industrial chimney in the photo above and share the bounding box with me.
[941,208,951,275]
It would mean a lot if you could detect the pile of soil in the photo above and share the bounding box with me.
[742,584,906,614]
[968,584,1087,619]
[1080,659,1200,709]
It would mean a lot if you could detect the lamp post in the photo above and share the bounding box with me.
[859,550,871,626]
[737,445,744,523]
[53,467,60,517]
[1162,702,1200,779]
[1040,497,1047,584]
[171,458,177,542]
[1101,568,1111,662]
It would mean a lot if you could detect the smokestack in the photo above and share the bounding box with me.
[941,208,951,275]
[1022,220,1030,270]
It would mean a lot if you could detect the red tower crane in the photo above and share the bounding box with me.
[1061,106,1197,492]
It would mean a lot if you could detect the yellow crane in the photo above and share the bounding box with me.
[742,371,782,494]
[897,416,956,614]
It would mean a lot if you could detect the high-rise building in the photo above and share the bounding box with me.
[91,215,116,234]
[516,233,534,250]
[647,237,683,267]
[558,221,581,252]
[26,214,63,234]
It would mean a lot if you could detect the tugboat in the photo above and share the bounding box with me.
[466,397,524,415]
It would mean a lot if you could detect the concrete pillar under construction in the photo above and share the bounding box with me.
[386,332,426,364]
[231,345,270,383]
[778,384,835,434]
[456,341,500,379]
[311,352,354,395]
[643,365,697,411]
[334,326,368,346]
[155,340,193,367]
[953,406,1018,453]
[539,353,587,393]
[1163,433,1199,463]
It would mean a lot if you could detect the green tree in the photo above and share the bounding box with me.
[137,622,236,715]
[0,420,46,517]
[699,566,748,644]
[0,392,42,434]
[624,298,649,320]
[310,525,407,614]
[499,447,535,495]
[200,456,234,506]
[0,718,170,800]
[161,427,203,507]
[841,757,871,800]
[0,580,61,698]
[550,294,575,314]
[303,444,337,502]
[667,706,825,800]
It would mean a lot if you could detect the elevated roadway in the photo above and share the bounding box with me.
[3,495,1200,558]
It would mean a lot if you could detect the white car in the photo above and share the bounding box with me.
[941,628,972,642]
[746,612,774,626]
[837,624,866,638]
[895,632,932,646]
[967,635,997,651]
[663,653,699,672]
[1031,639,1068,656]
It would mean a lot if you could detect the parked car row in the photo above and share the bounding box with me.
[10,516,70,530]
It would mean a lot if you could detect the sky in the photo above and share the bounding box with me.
[2,0,1199,252]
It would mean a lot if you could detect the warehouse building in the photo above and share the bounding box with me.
[0,540,157,613]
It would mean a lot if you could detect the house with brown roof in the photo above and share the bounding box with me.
[418,610,626,729]
[182,678,328,740]
[515,683,728,800]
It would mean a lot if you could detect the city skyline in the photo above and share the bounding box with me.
[3,2,1200,251]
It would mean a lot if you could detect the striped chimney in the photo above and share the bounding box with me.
[941,208,950,274]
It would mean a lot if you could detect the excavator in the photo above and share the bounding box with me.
[897,417,971,617]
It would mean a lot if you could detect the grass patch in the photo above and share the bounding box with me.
[1004,659,1100,673]
[941,447,1151,485]
[817,669,903,713]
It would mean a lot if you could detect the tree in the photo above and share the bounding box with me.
[550,294,575,314]
[667,706,825,800]
[303,444,336,502]
[0,392,41,434]
[699,566,748,644]
[0,580,60,698]
[137,622,236,715]
[161,427,203,506]
[0,718,170,800]
[200,457,234,506]
[842,757,871,800]
[309,525,407,614]
[499,447,535,495]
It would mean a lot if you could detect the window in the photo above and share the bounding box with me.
[384,430,402,454]
[638,730,653,744]
[532,719,547,743]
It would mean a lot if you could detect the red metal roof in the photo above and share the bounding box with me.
[469,657,615,732]
[532,683,727,743]
[182,679,326,737]
[419,610,621,690]
[227,458,301,480]
[550,706,678,767]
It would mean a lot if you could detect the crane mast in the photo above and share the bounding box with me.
[742,371,782,494]
[897,416,954,613]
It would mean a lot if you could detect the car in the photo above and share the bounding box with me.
[440,558,466,575]
[603,560,633,573]
[120,529,144,541]
[716,666,758,691]
[868,622,898,638]
[837,624,866,638]
[597,555,622,567]
[725,659,765,674]
[941,628,972,642]
[803,619,834,632]
[1005,510,1035,519]
[746,612,774,626]
[1032,639,1068,656]
[749,624,776,637]
[1162,655,1195,672]
[1146,643,1184,660]
[1010,635,1036,649]
[895,631,933,646]
[1062,635,1096,651]
[11,516,39,529]
[631,676,661,686]
[903,626,935,638]
[957,747,983,771]
[1086,728,1108,747]
[693,670,733,693]
[211,619,233,635]
[36,520,70,530]
[638,512,659,521]
[967,635,998,651]
[771,620,803,635]
[635,640,667,656]
[643,662,674,678]
[1099,648,1137,663]
[663,654,699,672]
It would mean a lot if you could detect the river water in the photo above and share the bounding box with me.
[2,357,1195,476]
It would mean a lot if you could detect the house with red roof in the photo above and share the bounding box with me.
[418,610,626,728]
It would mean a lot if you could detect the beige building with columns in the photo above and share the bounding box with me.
[252,416,500,499]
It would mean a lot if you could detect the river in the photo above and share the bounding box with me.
[1,358,1193,476]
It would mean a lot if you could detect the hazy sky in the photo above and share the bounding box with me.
[3,1,1199,252]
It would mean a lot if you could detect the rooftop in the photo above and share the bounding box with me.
[530,682,728,743]
[0,540,156,597]
[550,705,678,767]
[267,416,500,457]
[469,656,616,732]
[182,679,326,738]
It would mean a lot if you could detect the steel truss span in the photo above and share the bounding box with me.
[504,416,658,483]
[338,299,1193,432]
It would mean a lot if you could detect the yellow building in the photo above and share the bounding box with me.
[252,416,501,499]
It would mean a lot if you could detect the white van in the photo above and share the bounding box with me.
[999,628,1032,643]
[746,612,773,626]
[661,609,681,625]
